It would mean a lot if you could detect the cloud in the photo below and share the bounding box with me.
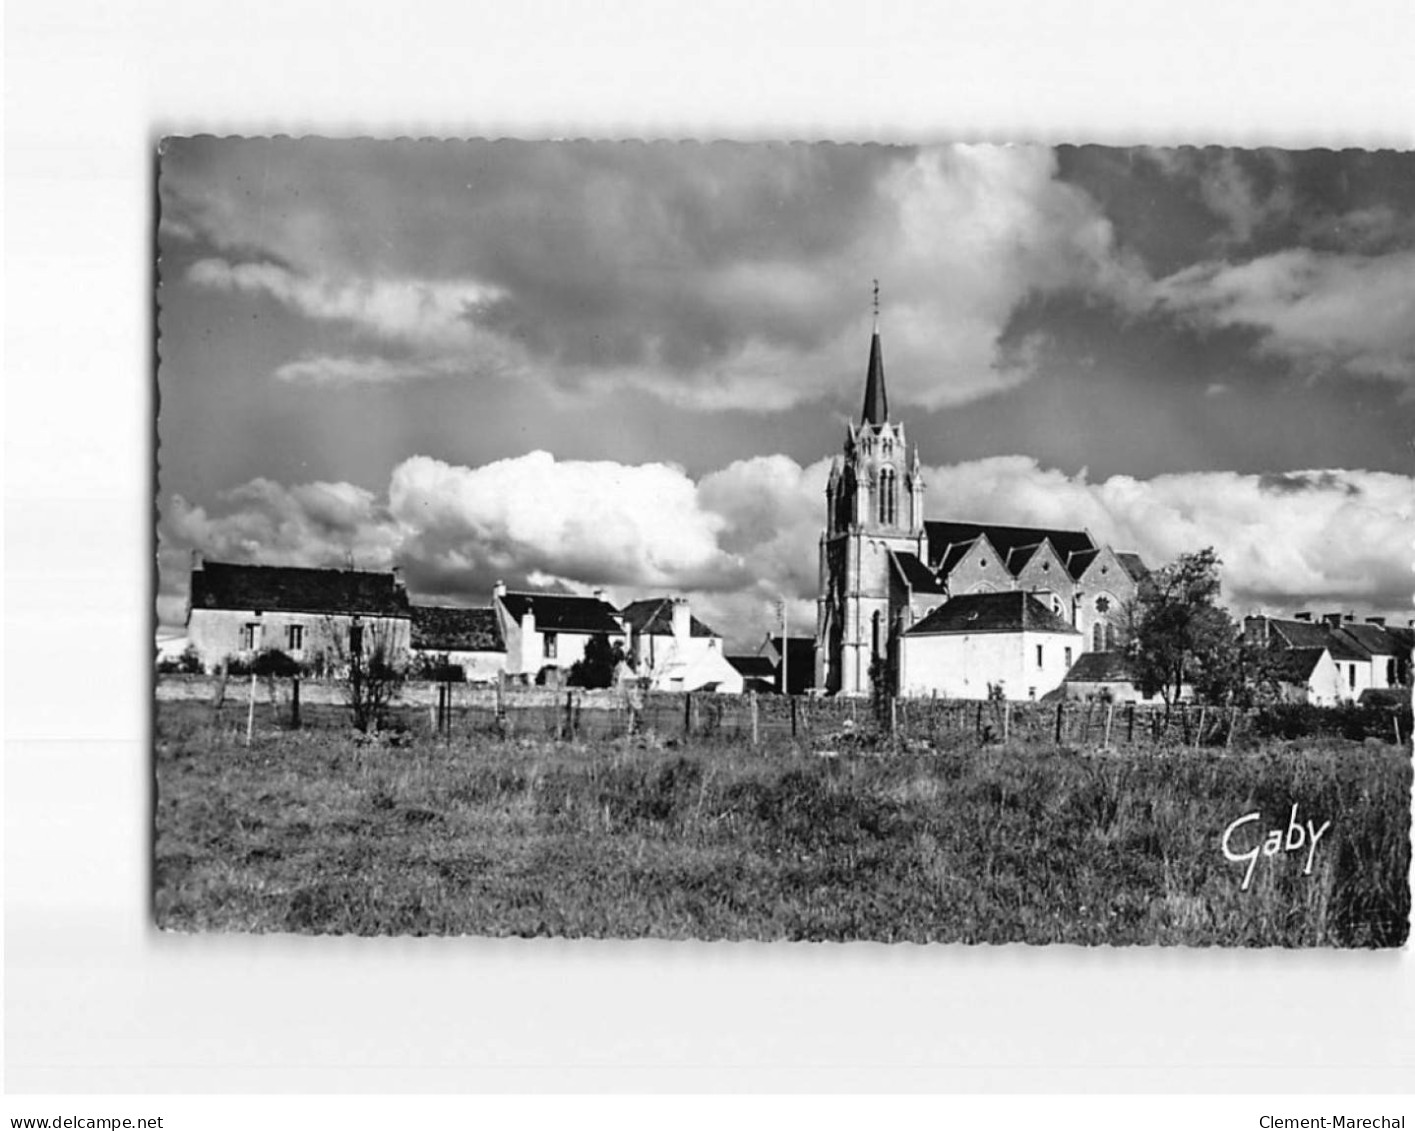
[158,449,1415,645]
[165,142,1147,412]
[1156,248,1415,381]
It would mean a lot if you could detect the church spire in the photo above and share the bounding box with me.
[860,279,888,426]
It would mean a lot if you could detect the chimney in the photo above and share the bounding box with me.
[1293,611,1313,622]
[671,596,691,645]
[593,587,606,603]
[1322,613,1344,628]
[190,549,204,571]
[1344,611,1355,623]
[391,565,405,591]
[1366,616,1387,627]
[493,580,506,601]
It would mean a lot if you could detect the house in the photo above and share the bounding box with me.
[814,309,1146,697]
[184,556,412,674]
[1244,613,1394,703]
[1060,651,1161,703]
[1269,647,1345,706]
[619,596,743,693]
[761,635,816,695]
[493,583,626,682]
[898,591,1081,701]
[409,605,506,683]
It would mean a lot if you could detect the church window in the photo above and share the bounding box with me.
[1095,595,1111,614]
[877,467,897,524]
[1093,622,1106,652]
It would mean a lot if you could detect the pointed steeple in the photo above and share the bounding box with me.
[860,279,887,426]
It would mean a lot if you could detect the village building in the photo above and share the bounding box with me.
[726,654,777,694]
[1243,613,1408,703]
[815,301,1147,698]
[408,605,506,683]
[898,591,1081,701]
[759,635,817,695]
[183,556,412,674]
[619,597,743,693]
[493,583,627,682]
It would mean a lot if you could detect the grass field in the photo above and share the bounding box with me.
[153,703,1410,945]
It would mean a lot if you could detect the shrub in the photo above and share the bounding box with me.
[157,643,204,675]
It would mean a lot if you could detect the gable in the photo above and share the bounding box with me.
[619,597,719,638]
[925,521,1097,572]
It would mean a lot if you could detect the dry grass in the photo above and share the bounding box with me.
[153,703,1410,945]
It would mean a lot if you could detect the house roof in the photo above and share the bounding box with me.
[924,522,1097,580]
[189,560,411,618]
[1063,651,1135,683]
[410,605,504,653]
[1270,647,1328,683]
[890,550,948,594]
[726,655,776,678]
[905,591,1081,636]
[1269,618,1338,650]
[764,635,815,667]
[1334,623,1398,656]
[498,591,623,634]
[618,597,718,638]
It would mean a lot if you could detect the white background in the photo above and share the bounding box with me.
[5,0,1414,1094]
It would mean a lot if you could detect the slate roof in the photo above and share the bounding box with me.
[498,591,623,634]
[1269,648,1328,683]
[905,592,1081,636]
[1116,552,1150,582]
[1064,547,1100,579]
[189,561,411,617]
[924,522,1097,580]
[1334,623,1398,656]
[619,597,718,638]
[726,655,776,679]
[766,635,816,668]
[410,606,504,652]
[1269,618,1339,650]
[1006,542,1044,571]
[890,551,948,594]
[1063,651,1135,683]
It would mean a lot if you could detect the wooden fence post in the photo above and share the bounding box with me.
[1102,703,1114,750]
[750,692,759,747]
[1126,703,1134,744]
[1054,701,1064,744]
[1002,701,1010,744]
[684,692,693,743]
[1194,706,1206,750]
[291,676,301,730]
[245,672,257,747]
[790,695,798,739]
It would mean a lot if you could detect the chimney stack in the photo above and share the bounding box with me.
[391,565,405,591]
[1293,611,1313,622]
[1344,611,1355,623]
[671,596,691,644]
[593,587,606,603]
[1322,612,1344,628]
[190,549,204,571]
[1366,616,1387,627]
[493,580,506,601]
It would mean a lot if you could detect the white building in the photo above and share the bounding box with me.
[493,584,627,681]
[899,591,1081,702]
[620,596,743,693]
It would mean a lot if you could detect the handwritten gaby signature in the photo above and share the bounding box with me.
[1222,805,1332,891]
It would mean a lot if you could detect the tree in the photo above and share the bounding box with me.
[1129,547,1242,708]
[567,634,625,689]
[325,616,406,733]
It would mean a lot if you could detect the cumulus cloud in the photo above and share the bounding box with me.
[1156,248,1415,381]
[158,449,1415,644]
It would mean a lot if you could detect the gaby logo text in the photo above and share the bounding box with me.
[1222,804,1332,891]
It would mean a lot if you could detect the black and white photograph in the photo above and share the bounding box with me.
[153,138,1412,946]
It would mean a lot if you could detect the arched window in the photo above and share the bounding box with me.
[1092,622,1106,652]
[877,467,897,525]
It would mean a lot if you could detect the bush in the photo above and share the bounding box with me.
[157,643,204,675]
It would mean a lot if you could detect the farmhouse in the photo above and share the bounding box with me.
[726,654,777,694]
[815,308,1146,697]
[493,583,627,682]
[409,605,506,683]
[1244,613,1408,703]
[898,591,1081,702]
[184,556,412,674]
[619,597,743,693]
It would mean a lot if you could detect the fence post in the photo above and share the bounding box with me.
[1002,701,1010,744]
[1103,703,1114,750]
[245,672,257,747]
[790,695,798,738]
[1126,703,1134,744]
[684,692,693,743]
[291,676,301,730]
[750,692,759,747]
[1194,706,1206,750]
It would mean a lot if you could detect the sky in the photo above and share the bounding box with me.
[156,140,1415,648]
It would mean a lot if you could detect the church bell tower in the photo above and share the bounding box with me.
[814,284,926,696]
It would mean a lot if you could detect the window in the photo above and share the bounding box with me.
[287,624,304,652]
[1093,622,1106,652]
[240,623,260,650]
[1095,595,1111,614]
[1036,645,1044,668]
[1348,663,1356,689]
[543,631,558,660]
[1065,646,1073,669]
[1388,659,1396,684]
[877,467,897,525]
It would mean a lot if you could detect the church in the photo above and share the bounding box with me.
[814,300,1149,699]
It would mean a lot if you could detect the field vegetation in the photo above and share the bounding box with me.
[153,703,1410,945]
